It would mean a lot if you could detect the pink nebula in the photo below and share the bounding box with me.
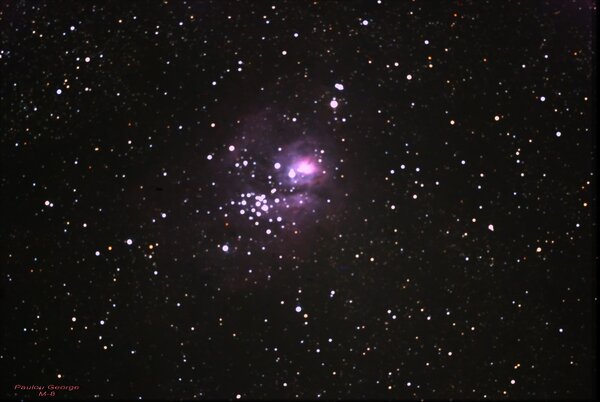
[295,159,317,175]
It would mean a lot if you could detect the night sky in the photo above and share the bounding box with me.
[1,1,596,400]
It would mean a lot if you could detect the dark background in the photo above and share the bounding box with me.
[1,0,596,400]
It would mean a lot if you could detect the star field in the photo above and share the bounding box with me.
[0,0,596,400]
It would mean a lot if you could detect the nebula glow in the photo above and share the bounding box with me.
[295,159,317,175]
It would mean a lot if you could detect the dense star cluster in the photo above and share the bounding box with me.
[0,1,595,400]
[216,132,336,240]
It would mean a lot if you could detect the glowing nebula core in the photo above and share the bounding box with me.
[295,159,317,175]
